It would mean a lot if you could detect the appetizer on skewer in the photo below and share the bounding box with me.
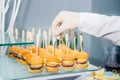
[8,46,26,63]
[61,54,75,71]
[46,56,60,72]
[26,54,43,73]
[75,51,89,69]
[75,33,89,69]
[8,46,18,58]
[61,34,75,71]
[21,50,33,65]
[45,37,60,72]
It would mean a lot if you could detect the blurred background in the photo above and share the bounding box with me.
[5,0,120,67]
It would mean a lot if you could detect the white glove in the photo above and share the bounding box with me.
[51,11,80,36]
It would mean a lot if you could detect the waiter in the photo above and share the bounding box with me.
[51,11,120,46]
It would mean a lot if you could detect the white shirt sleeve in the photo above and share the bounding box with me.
[78,12,120,46]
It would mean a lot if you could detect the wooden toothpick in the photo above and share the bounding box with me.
[38,29,41,47]
[68,30,71,41]
[38,29,41,35]
[22,30,25,42]
[15,28,18,40]
[31,28,35,41]
[44,30,47,47]
[36,34,40,56]
[74,32,77,50]
[59,34,62,50]
[52,37,56,56]
[27,31,32,42]
[30,33,32,42]
[65,33,69,55]
[26,31,29,42]
[26,31,32,53]
[43,30,46,48]
[80,33,83,52]
[8,28,15,42]
[48,29,51,45]
[32,28,35,36]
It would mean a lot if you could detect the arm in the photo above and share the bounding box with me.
[78,13,120,45]
[51,11,120,46]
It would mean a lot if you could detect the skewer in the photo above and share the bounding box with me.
[68,40,70,53]
[80,33,83,52]
[56,34,62,50]
[68,30,71,41]
[15,28,18,41]
[74,32,77,50]
[43,30,45,48]
[59,34,62,44]
[52,37,56,56]
[65,33,69,55]
[31,28,35,41]
[68,30,71,54]
[29,31,32,42]
[44,30,47,47]
[38,29,41,47]
[26,31,30,42]
[36,34,40,56]
[32,28,35,35]
[38,29,41,35]
[26,31,32,53]
[22,30,25,42]
[22,30,25,47]
[48,29,51,45]
[59,34,62,50]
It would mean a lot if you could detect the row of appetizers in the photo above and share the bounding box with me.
[8,44,89,73]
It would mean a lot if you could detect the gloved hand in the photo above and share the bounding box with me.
[51,11,80,36]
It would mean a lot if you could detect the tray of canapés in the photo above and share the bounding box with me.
[0,29,98,80]
[8,44,89,73]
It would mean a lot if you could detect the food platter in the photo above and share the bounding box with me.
[0,30,98,80]
[0,55,98,80]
